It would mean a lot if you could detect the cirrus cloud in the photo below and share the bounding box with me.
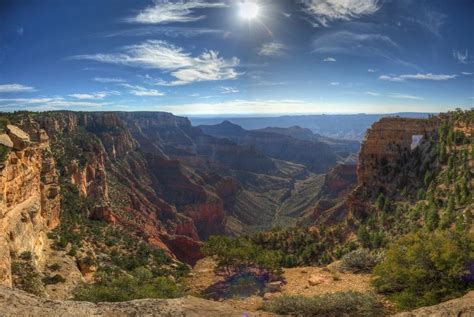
[72,40,240,86]
[303,0,382,27]
[379,73,457,82]
[127,0,227,24]
[258,42,287,57]
[0,83,36,93]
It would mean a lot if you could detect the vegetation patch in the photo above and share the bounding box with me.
[338,249,383,273]
[73,267,181,302]
[11,251,44,296]
[263,291,385,316]
[372,230,473,310]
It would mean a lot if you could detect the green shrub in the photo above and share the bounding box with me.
[48,263,61,271]
[11,260,43,296]
[203,236,283,277]
[338,249,383,273]
[73,267,181,302]
[372,230,473,310]
[263,291,385,316]
[0,145,9,162]
[42,274,66,285]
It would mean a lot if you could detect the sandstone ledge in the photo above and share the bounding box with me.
[0,286,268,317]
[394,291,474,317]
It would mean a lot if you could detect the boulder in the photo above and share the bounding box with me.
[0,134,13,148]
[266,281,283,293]
[308,274,326,286]
[6,125,30,150]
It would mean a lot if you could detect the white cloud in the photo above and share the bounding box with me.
[453,50,469,64]
[219,86,239,94]
[93,77,126,83]
[323,57,336,62]
[462,72,472,75]
[365,91,380,96]
[388,93,423,100]
[69,92,109,100]
[311,31,419,68]
[258,42,287,57]
[74,40,240,85]
[379,75,404,82]
[0,83,36,93]
[0,97,108,109]
[120,84,165,96]
[100,26,229,39]
[303,0,381,27]
[379,73,457,82]
[127,0,227,24]
[368,68,376,72]
[330,82,339,86]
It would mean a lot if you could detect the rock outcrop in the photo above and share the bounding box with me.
[356,117,440,189]
[0,124,60,286]
[0,285,265,317]
[349,117,440,218]
[394,291,474,317]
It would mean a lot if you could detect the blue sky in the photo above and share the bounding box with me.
[0,0,473,115]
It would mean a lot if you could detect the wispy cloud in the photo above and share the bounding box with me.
[0,97,108,109]
[453,49,469,64]
[330,82,339,86]
[258,42,287,57]
[127,0,227,24]
[120,84,165,96]
[219,86,239,94]
[379,73,457,82]
[323,57,336,62]
[93,77,126,83]
[303,0,382,27]
[365,91,380,96]
[365,91,422,100]
[462,72,472,75]
[69,92,109,100]
[368,68,376,72]
[98,26,229,39]
[0,83,36,93]
[311,31,418,69]
[73,40,240,85]
[388,93,423,100]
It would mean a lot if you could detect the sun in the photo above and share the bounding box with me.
[239,1,260,20]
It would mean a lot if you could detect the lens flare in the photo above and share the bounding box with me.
[239,1,259,20]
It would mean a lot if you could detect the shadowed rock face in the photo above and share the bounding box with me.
[199,121,339,173]
[0,285,261,317]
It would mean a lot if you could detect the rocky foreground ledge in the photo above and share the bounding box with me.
[0,286,271,317]
[1,285,473,317]
[394,291,474,317]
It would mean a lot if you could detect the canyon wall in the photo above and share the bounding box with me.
[349,116,440,218]
[0,123,60,286]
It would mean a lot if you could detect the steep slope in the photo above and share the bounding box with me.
[0,111,340,276]
[0,120,60,287]
[199,121,340,173]
[254,125,360,158]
